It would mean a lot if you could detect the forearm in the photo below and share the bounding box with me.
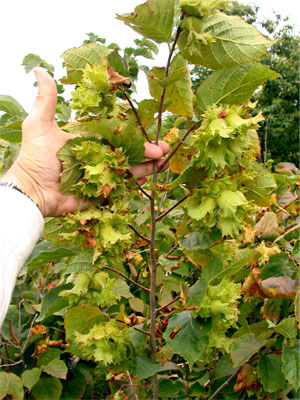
[0,185,44,327]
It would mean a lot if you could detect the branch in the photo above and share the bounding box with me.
[208,367,242,400]
[156,195,188,222]
[102,265,150,293]
[158,120,202,172]
[138,185,153,201]
[156,296,180,313]
[116,319,150,336]
[122,90,152,143]
[166,243,179,258]
[274,223,300,244]
[155,25,182,144]
[128,224,150,243]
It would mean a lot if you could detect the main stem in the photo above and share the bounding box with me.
[149,25,182,400]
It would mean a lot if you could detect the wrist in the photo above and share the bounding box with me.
[1,162,45,216]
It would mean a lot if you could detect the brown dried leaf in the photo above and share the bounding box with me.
[261,277,296,299]
[260,299,281,322]
[106,66,131,87]
[234,364,259,392]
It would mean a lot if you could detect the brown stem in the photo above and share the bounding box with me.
[156,296,180,313]
[155,25,182,144]
[208,367,242,400]
[116,320,150,336]
[102,265,150,293]
[166,243,179,258]
[156,195,188,222]
[122,90,152,143]
[128,224,150,243]
[9,321,19,344]
[158,120,202,172]
[138,185,153,201]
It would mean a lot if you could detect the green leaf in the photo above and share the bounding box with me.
[65,253,94,274]
[187,277,208,306]
[267,318,298,339]
[129,297,145,313]
[0,95,26,118]
[21,368,42,391]
[22,53,54,74]
[26,245,78,272]
[32,376,62,400]
[37,349,63,367]
[113,279,134,299]
[245,164,277,207]
[178,13,274,69]
[230,333,265,368]
[43,359,68,380]
[163,310,211,366]
[282,342,300,388]
[291,240,300,263]
[64,305,108,340]
[60,369,86,400]
[0,120,23,143]
[137,99,160,129]
[39,284,72,321]
[196,63,279,111]
[147,54,194,118]
[179,228,222,250]
[136,356,177,380]
[261,253,295,280]
[116,0,175,44]
[61,43,111,84]
[258,354,285,393]
[255,212,280,241]
[0,372,8,398]
[6,373,24,400]
[84,119,145,165]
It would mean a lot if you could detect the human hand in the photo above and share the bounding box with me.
[3,68,169,217]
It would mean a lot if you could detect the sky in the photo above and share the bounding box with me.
[0,0,299,113]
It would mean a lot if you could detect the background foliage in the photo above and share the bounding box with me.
[0,1,299,399]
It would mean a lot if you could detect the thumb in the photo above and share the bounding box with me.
[29,67,57,122]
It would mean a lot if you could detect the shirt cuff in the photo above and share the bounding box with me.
[0,186,44,327]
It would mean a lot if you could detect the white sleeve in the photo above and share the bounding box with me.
[0,187,44,327]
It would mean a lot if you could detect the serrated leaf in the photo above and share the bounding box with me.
[291,240,300,263]
[22,368,42,391]
[261,253,295,280]
[137,99,160,129]
[245,164,277,207]
[196,63,279,111]
[61,43,111,84]
[163,310,211,366]
[26,245,78,272]
[230,333,265,367]
[147,54,193,118]
[84,119,145,165]
[64,305,108,340]
[39,284,72,321]
[255,212,280,241]
[6,373,24,400]
[113,279,134,299]
[178,13,274,69]
[129,297,145,313]
[116,0,175,44]
[64,253,94,274]
[258,354,285,393]
[179,229,222,250]
[43,359,68,380]
[282,342,300,388]
[22,53,54,74]
[267,318,298,339]
[0,120,23,143]
[31,376,62,400]
[0,372,8,398]
[136,356,177,380]
[37,349,63,368]
[0,95,26,118]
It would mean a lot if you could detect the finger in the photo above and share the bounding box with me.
[144,142,163,160]
[29,67,57,122]
[157,141,170,155]
[137,177,148,186]
[130,158,169,178]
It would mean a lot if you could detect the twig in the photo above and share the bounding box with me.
[9,322,19,345]
[122,90,152,143]
[156,195,188,222]
[156,296,180,313]
[208,367,242,400]
[116,320,150,336]
[0,359,23,368]
[274,223,300,244]
[0,333,19,349]
[22,314,38,353]
[138,186,153,200]
[128,224,150,243]
[158,120,202,172]
[166,243,179,258]
[127,370,139,400]
[102,265,150,293]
